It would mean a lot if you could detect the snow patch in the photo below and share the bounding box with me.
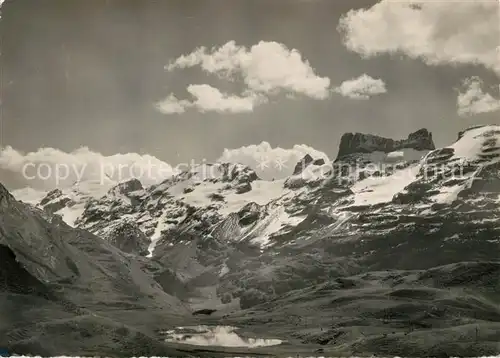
[242,206,306,247]
[219,263,230,277]
[430,184,465,205]
[355,148,428,164]
[349,165,420,206]
[219,179,291,215]
[44,180,113,227]
[449,125,500,163]
[11,187,47,204]
[148,210,174,257]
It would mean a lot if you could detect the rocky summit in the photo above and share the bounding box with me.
[2,126,500,357]
[336,128,435,161]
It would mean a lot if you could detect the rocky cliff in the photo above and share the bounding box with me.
[336,128,435,161]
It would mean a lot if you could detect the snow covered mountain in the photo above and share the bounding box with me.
[24,126,500,253]
[18,125,500,292]
[4,126,500,357]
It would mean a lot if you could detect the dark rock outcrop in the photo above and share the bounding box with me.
[192,308,217,316]
[336,128,435,161]
[293,154,315,175]
[104,221,150,255]
[235,181,252,194]
[220,163,259,183]
[0,244,52,298]
[237,202,262,226]
[110,179,143,195]
[285,155,329,189]
[40,189,64,206]
[39,189,73,214]
[293,154,326,175]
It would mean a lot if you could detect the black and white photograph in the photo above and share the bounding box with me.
[0,0,499,357]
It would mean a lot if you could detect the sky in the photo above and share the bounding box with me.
[0,0,499,190]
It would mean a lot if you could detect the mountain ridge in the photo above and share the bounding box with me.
[21,126,500,257]
[2,126,500,356]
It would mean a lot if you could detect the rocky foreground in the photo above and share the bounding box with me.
[1,126,500,357]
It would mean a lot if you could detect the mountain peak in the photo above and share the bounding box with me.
[292,154,326,176]
[0,182,14,207]
[108,178,144,196]
[336,128,435,161]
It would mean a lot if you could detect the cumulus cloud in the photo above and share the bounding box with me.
[334,74,387,99]
[0,146,178,190]
[156,94,192,114]
[457,77,500,116]
[160,41,331,114]
[167,41,331,99]
[338,0,500,75]
[189,84,267,113]
[218,141,330,179]
[1,142,331,193]
[158,85,266,114]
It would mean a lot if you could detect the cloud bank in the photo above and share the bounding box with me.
[1,142,331,191]
[334,74,387,99]
[457,77,500,116]
[219,141,330,179]
[0,146,177,190]
[158,41,331,114]
[338,0,500,75]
